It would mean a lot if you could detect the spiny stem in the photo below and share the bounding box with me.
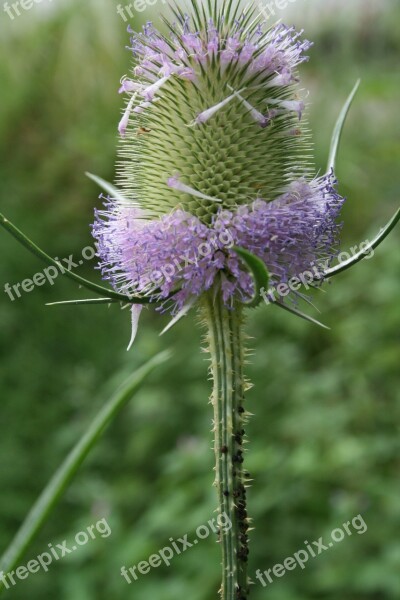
[202,291,251,600]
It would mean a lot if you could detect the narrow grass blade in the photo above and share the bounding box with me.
[327,79,361,173]
[233,246,270,308]
[0,351,170,591]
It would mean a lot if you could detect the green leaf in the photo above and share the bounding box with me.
[0,351,170,592]
[85,172,128,202]
[327,79,361,173]
[232,247,270,308]
[324,207,400,279]
[0,213,149,304]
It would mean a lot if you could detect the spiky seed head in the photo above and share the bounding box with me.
[117,4,313,221]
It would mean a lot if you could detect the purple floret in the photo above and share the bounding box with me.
[93,172,345,313]
[118,20,312,123]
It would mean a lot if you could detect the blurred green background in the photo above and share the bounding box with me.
[0,0,399,598]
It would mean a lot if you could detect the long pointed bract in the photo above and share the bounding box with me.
[327,79,361,173]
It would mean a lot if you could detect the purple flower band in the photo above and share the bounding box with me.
[93,172,344,313]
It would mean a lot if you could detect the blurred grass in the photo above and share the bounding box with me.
[0,1,399,599]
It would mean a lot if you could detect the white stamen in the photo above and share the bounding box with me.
[133,101,152,114]
[127,305,143,351]
[119,77,143,94]
[189,88,247,126]
[133,97,161,114]
[168,176,222,203]
[228,86,269,128]
[264,97,305,120]
[141,76,170,101]
[280,100,305,119]
[265,71,294,88]
[118,95,137,137]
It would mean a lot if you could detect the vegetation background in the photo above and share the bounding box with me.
[0,0,399,598]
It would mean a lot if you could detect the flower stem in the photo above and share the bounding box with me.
[202,292,251,600]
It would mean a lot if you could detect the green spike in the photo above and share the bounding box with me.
[274,301,330,330]
[46,298,119,306]
[86,172,128,202]
[327,79,361,173]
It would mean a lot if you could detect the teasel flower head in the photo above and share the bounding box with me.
[0,5,398,600]
[93,1,346,332]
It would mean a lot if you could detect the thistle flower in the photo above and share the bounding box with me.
[91,7,349,595]
[94,172,344,312]
[0,3,398,598]
[1,3,397,600]
[93,4,345,330]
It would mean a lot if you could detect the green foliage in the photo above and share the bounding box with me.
[0,351,170,592]
[0,2,399,599]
